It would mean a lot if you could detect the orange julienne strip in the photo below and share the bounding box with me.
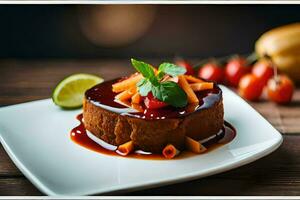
[115,87,137,101]
[184,75,204,83]
[190,82,214,91]
[162,144,180,159]
[112,74,143,93]
[131,92,141,104]
[117,141,134,156]
[185,136,207,154]
[112,66,157,93]
[178,75,199,103]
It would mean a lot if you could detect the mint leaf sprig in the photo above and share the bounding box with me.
[131,58,188,108]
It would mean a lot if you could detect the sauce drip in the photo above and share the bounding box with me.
[70,114,236,160]
[85,79,222,120]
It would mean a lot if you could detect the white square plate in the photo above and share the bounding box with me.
[0,86,282,196]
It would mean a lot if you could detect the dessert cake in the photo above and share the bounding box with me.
[82,59,224,158]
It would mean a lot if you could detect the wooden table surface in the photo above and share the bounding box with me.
[0,59,300,196]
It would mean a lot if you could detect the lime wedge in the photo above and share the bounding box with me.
[52,73,103,108]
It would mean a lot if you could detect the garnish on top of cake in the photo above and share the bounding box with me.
[112,58,214,111]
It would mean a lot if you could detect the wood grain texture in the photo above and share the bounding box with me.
[0,59,300,196]
[250,91,300,134]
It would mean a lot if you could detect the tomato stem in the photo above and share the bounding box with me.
[264,54,280,85]
[273,63,280,85]
[246,52,258,65]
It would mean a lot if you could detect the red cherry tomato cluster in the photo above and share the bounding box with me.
[178,56,294,104]
[238,59,294,104]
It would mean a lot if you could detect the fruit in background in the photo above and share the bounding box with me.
[198,62,224,83]
[255,23,300,57]
[175,60,195,75]
[255,23,300,83]
[267,75,294,104]
[238,74,264,101]
[225,57,250,87]
[252,59,274,85]
[271,55,300,83]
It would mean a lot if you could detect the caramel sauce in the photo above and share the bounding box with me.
[85,79,222,120]
[70,114,236,160]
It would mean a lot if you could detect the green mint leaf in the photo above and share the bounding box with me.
[131,58,158,86]
[156,71,165,81]
[158,63,186,77]
[151,85,162,100]
[137,78,146,87]
[138,79,152,96]
[131,58,155,78]
[152,81,188,108]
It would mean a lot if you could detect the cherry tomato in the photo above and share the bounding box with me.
[267,75,294,104]
[252,59,274,85]
[225,57,250,87]
[176,60,194,75]
[144,93,168,109]
[238,74,264,101]
[198,62,224,83]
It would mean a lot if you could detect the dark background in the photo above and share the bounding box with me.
[0,5,300,59]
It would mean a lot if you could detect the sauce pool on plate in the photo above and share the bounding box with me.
[70,114,236,160]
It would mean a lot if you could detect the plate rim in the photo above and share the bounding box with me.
[0,131,282,196]
[0,86,283,196]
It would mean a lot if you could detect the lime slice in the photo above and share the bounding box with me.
[52,73,104,108]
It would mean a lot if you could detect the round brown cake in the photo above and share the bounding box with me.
[83,79,224,153]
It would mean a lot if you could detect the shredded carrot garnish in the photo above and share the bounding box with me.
[117,141,134,156]
[112,74,143,93]
[178,75,199,103]
[185,136,207,154]
[184,75,204,83]
[190,82,214,91]
[131,92,141,104]
[115,87,137,101]
[162,144,180,159]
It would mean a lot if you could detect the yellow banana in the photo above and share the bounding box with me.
[272,55,300,82]
[255,23,300,82]
[255,23,300,57]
